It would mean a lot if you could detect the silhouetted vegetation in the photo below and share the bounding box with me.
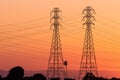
[64,78,75,80]
[0,66,120,80]
[0,66,47,80]
[50,78,60,80]
[83,73,120,80]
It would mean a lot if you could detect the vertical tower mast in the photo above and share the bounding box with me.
[47,8,65,79]
[79,6,98,79]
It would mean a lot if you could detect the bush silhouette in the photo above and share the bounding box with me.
[33,73,46,80]
[6,66,24,80]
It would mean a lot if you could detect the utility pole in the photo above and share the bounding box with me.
[47,8,65,80]
[79,6,98,79]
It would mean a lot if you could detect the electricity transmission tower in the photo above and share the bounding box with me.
[79,6,98,79]
[47,8,65,79]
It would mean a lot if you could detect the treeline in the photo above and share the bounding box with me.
[0,66,120,80]
[83,73,120,80]
[0,66,46,80]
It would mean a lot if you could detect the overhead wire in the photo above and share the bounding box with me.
[0,13,119,69]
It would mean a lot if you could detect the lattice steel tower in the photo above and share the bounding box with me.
[79,6,98,79]
[47,8,65,79]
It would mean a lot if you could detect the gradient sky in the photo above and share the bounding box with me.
[0,0,120,77]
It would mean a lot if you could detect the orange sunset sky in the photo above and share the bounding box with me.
[0,0,120,74]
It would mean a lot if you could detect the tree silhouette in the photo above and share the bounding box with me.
[6,66,24,80]
[33,73,46,80]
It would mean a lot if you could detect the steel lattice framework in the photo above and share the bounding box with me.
[79,6,98,79]
[47,8,65,79]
